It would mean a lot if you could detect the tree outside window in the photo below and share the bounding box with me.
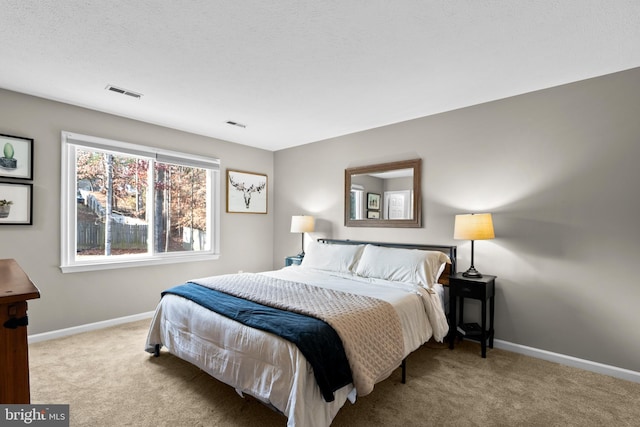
[61,132,220,272]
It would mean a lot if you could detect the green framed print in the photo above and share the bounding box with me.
[0,134,34,180]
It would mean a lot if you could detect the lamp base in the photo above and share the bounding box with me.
[462,266,483,278]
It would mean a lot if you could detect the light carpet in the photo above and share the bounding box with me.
[29,319,640,426]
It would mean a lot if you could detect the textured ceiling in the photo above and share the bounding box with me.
[1,1,639,151]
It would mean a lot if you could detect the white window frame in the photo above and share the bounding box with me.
[60,131,221,273]
[350,184,365,220]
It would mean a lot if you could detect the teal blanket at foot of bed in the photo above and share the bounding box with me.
[162,282,352,402]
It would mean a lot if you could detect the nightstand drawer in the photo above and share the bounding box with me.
[454,283,484,299]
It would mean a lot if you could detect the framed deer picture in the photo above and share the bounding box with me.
[226,169,268,214]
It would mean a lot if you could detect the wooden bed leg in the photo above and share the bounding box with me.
[154,344,160,357]
[401,358,406,384]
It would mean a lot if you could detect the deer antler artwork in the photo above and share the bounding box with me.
[229,173,266,210]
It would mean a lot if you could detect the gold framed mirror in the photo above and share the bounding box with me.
[344,159,422,228]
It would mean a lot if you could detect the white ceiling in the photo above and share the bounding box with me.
[1,1,639,151]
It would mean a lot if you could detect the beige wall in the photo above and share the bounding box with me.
[0,88,274,334]
[274,67,640,373]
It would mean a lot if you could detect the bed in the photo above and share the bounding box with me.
[145,239,456,427]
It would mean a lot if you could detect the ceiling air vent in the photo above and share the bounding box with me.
[105,84,143,99]
[226,120,247,128]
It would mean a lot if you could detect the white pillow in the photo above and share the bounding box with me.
[354,244,451,287]
[300,241,364,273]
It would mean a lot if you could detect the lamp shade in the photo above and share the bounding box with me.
[290,215,315,233]
[454,213,495,241]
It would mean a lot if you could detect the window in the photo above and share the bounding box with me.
[61,131,220,273]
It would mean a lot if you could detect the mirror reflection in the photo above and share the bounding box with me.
[345,159,421,228]
[349,168,414,220]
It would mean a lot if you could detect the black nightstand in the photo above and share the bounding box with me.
[285,255,304,267]
[448,273,496,358]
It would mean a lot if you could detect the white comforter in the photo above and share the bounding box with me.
[145,266,448,427]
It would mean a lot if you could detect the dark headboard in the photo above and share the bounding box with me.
[317,239,457,286]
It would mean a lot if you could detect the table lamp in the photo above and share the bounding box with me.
[453,213,494,278]
[290,215,315,257]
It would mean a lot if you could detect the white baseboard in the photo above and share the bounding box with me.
[494,339,640,384]
[27,311,155,344]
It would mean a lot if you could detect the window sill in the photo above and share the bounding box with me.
[60,252,220,273]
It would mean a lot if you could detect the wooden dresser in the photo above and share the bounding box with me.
[0,259,40,404]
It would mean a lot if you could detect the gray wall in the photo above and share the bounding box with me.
[0,88,274,334]
[274,67,640,373]
[3,65,639,374]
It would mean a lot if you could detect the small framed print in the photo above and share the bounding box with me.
[0,134,34,180]
[367,192,380,210]
[0,182,33,225]
[226,169,268,214]
[367,210,380,219]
